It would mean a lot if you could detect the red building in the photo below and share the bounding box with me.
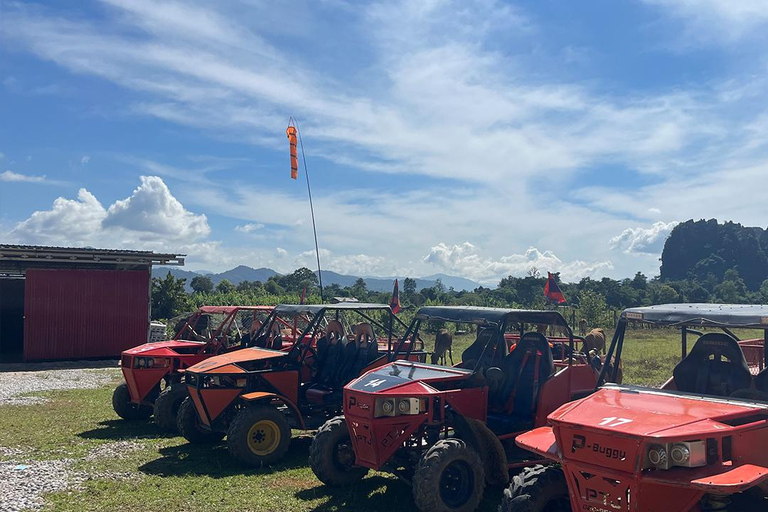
[0,245,183,362]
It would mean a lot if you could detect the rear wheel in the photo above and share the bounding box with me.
[501,465,571,512]
[412,438,485,512]
[227,404,291,467]
[310,416,368,486]
[177,396,224,444]
[153,384,188,431]
[112,382,152,420]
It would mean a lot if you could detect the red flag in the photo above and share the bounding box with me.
[390,279,401,314]
[544,272,567,304]
[286,125,298,180]
[300,286,306,305]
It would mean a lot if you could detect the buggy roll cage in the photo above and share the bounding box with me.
[392,306,578,370]
[175,306,276,345]
[597,303,768,389]
[252,303,411,367]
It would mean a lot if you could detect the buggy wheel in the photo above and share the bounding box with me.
[177,396,224,444]
[310,416,368,486]
[227,404,291,467]
[112,382,152,421]
[501,465,571,512]
[412,439,485,512]
[153,384,188,431]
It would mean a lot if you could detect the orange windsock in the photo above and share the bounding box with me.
[286,125,298,180]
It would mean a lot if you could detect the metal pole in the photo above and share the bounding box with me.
[293,119,324,302]
[681,326,687,360]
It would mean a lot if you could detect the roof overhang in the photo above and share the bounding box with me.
[0,244,184,268]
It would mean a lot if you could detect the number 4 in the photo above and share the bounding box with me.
[365,378,387,388]
[598,417,633,427]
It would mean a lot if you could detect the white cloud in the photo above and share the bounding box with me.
[9,176,212,257]
[424,242,613,284]
[275,247,288,257]
[609,221,680,255]
[0,170,46,183]
[81,155,90,165]
[102,176,210,239]
[235,223,264,233]
[642,0,768,43]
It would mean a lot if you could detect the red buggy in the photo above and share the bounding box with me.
[311,306,609,512]
[507,303,768,512]
[178,303,426,467]
[112,305,276,430]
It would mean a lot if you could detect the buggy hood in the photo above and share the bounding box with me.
[550,385,768,438]
[346,361,473,395]
[122,340,206,356]
[185,346,288,374]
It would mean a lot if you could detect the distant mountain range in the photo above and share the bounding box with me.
[151,265,481,292]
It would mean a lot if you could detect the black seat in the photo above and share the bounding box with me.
[487,332,555,435]
[673,333,752,397]
[460,328,500,369]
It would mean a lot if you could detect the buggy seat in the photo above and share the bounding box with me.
[672,332,752,397]
[487,332,555,435]
[305,320,349,405]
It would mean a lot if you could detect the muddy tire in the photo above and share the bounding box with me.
[153,384,188,431]
[112,382,152,420]
[412,438,485,512]
[501,465,571,512]
[310,416,368,486]
[227,404,291,467]
[177,396,224,444]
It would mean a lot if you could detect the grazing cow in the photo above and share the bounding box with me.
[582,328,606,355]
[578,318,588,336]
[431,329,453,365]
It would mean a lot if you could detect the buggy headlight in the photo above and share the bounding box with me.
[374,397,423,418]
[645,441,706,470]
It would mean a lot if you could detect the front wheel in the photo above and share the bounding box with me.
[153,384,188,431]
[112,382,152,420]
[412,438,485,512]
[310,416,368,486]
[227,404,291,467]
[501,465,571,512]
[177,396,224,444]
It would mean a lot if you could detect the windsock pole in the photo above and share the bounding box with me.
[288,117,324,302]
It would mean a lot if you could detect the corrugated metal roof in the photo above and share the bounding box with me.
[0,244,184,268]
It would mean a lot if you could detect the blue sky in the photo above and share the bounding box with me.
[3,0,768,284]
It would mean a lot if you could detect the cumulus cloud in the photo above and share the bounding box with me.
[1,170,46,183]
[81,155,90,165]
[424,242,613,284]
[235,223,264,233]
[609,221,679,254]
[11,189,106,245]
[103,176,210,239]
[9,176,212,252]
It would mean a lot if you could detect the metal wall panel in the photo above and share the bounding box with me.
[24,269,150,360]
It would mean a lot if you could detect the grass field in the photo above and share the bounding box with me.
[1,327,762,511]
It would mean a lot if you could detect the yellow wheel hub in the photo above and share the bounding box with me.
[246,419,280,456]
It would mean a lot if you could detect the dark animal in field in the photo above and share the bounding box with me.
[578,318,587,336]
[431,329,453,365]
[582,328,606,355]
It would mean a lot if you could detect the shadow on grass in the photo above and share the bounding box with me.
[78,419,178,441]
[295,475,503,512]
[137,436,313,478]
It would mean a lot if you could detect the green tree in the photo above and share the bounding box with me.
[579,290,607,328]
[278,267,319,293]
[403,277,417,296]
[151,272,192,320]
[760,279,768,303]
[351,278,367,299]
[216,279,235,294]
[190,275,214,294]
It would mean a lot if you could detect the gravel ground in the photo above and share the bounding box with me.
[0,362,119,406]
[0,364,135,511]
[0,459,84,512]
